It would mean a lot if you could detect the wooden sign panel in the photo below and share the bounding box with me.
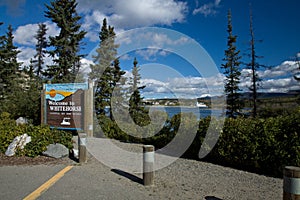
[44,83,88,130]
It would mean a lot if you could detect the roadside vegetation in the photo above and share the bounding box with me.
[0,112,73,157]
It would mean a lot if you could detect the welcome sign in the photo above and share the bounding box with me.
[44,83,88,130]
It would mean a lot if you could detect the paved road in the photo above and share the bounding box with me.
[0,157,154,200]
[0,164,68,200]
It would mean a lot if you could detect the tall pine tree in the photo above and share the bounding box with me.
[246,9,261,118]
[44,0,86,83]
[0,25,21,113]
[33,23,48,78]
[0,22,6,99]
[222,10,242,118]
[0,25,21,93]
[89,18,125,119]
[128,58,149,126]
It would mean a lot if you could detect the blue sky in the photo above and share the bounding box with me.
[1,0,300,98]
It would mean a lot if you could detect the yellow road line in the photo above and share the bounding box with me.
[23,165,73,200]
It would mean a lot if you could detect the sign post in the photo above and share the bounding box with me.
[84,80,94,137]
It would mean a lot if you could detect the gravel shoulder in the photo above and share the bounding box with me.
[89,139,283,200]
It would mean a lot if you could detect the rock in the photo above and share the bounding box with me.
[5,134,31,156]
[72,149,79,158]
[16,117,28,125]
[43,143,69,159]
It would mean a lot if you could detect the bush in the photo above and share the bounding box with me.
[211,112,300,177]
[0,112,73,157]
[0,112,25,153]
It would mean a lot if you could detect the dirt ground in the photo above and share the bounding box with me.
[0,153,74,166]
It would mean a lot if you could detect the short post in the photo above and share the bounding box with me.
[283,166,300,200]
[143,145,154,186]
[84,80,94,137]
[78,133,87,163]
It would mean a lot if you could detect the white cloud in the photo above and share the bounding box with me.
[44,21,60,39]
[17,47,35,66]
[14,21,59,46]
[118,32,190,47]
[138,60,300,99]
[136,49,169,61]
[81,10,107,42]
[259,78,298,93]
[193,0,221,16]
[14,21,59,68]
[79,58,95,76]
[115,31,192,61]
[77,0,188,41]
[17,46,55,68]
[138,74,225,99]
[14,24,38,46]
[240,61,300,93]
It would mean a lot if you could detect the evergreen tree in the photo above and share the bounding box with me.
[44,0,86,83]
[128,58,149,126]
[221,10,242,118]
[89,18,125,119]
[0,25,22,114]
[130,58,143,91]
[245,8,264,118]
[0,25,21,92]
[0,22,6,99]
[110,58,126,118]
[33,23,48,78]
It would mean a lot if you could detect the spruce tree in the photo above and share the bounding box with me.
[33,23,48,78]
[221,10,242,118]
[44,0,86,83]
[0,22,6,99]
[89,18,125,119]
[245,8,265,118]
[128,58,148,126]
[0,25,21,92]
[0,25,21,114]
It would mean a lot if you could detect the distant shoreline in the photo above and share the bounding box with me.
[146,105,210,108]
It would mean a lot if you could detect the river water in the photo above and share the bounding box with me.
[148,106,224,119]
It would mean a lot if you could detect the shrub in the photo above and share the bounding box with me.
[21,126,73,157]
[212,112,300,177]
[0,112,26,153]
[0,112,73,157]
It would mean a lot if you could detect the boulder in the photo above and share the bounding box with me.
[5,134,31,156]
[16,117,28,125]
[43,143,69,159]
[72,148,79,158]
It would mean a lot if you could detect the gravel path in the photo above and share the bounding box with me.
[148,158,282,199]
[87,139,283,200]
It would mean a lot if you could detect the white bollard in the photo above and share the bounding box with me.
[143,145,154,186]
[283,166,300,200]
[78,133,87,163]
